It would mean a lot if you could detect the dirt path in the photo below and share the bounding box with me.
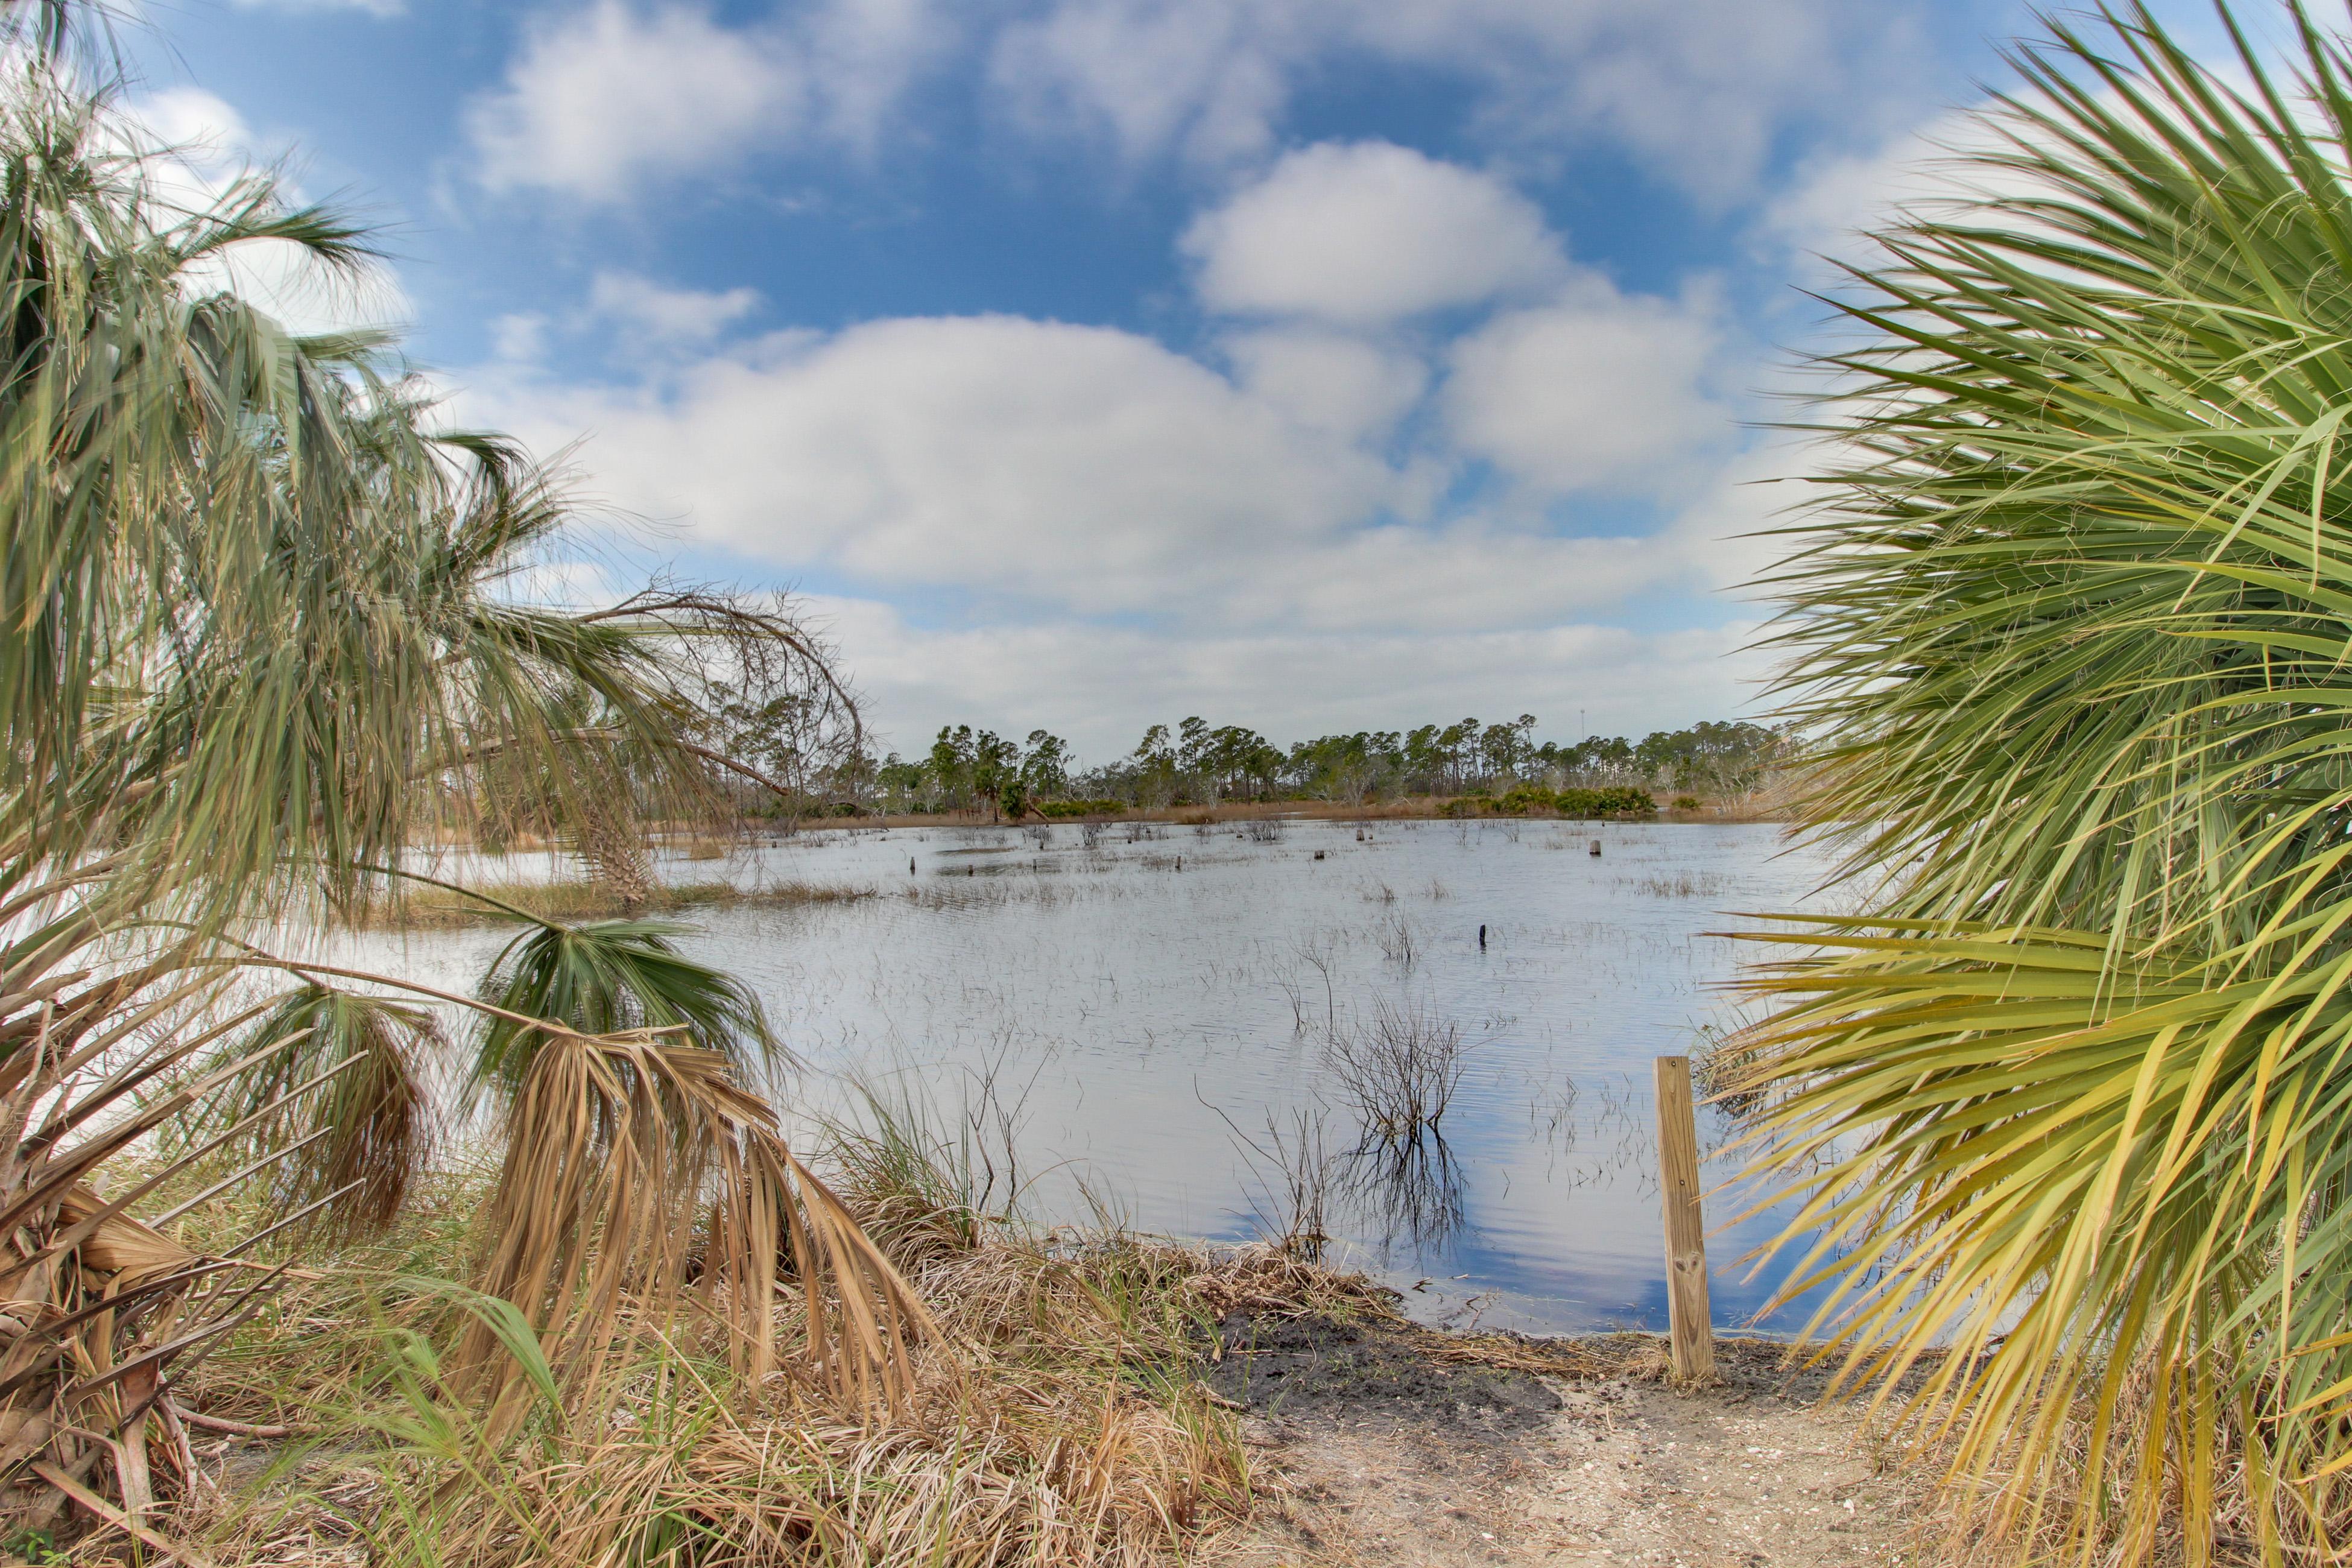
[1210,1319,1932,1568]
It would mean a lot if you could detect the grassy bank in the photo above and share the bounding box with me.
[66,1119,2215,1568]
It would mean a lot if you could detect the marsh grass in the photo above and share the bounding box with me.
[1214,1105,1335,1262]
[356,877,876,928]
[1627,870,1731,900]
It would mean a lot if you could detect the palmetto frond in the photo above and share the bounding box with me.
[467,1030,931,1432]
[182,983,440,1238]
[472,917,781,1100]
[1740,3,2352,1557]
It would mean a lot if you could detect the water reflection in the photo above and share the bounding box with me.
[1341,1131,1467,1257]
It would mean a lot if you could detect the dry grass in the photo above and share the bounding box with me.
[87,1113,1413,1568]
[93,1145,2265,1568]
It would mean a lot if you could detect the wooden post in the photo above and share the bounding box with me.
[1654,1054,1715,1381]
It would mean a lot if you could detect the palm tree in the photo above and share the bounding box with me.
[0,5,920,1534]
[1738,3,2352,1558]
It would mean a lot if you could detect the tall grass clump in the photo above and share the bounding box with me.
[1734,4,2352,1560]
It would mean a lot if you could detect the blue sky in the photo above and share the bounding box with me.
[118,0,2241,762]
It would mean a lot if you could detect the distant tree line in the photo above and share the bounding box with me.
[846,716,1788,819]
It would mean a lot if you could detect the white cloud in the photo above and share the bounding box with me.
[1184,141,1563,324]
[991,0,1935,201]
[121,89,412,338]
[801,0,959,154]
[587,271,762,346]
[465,0,952,203]
[1755,104,2018,273]
[489,312,552,363]
[986,0,1290,166]
[457,298,1756,646]
[465,313,1407,616]
[1444,280,1733,496]
[1220,328,1426,443]
[467,3,805,203]
[462,0,1940,209]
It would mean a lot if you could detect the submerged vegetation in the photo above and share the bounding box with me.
[1737,3,2352,1561]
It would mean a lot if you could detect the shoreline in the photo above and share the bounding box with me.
[798,794,1791,830]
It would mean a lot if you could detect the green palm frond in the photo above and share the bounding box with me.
[183,982,440,1237]
[472,919,781,1101]
[0,66,834,931]
[1741,3,2352,1558]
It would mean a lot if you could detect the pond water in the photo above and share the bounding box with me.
[334,816,1847,1338]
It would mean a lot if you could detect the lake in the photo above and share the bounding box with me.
[334,815,1845,1338]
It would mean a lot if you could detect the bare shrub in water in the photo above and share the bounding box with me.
[1323,999,1468,1140]
[1376,910,1418,966]
[1341,1132,1467,1252]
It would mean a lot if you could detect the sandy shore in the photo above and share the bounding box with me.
[1207,1316,1929,1567]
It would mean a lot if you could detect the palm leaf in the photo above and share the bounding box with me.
[181,982,438,1238]
[463,1031,931,1434]
[471,918,782,1099]
[1743,2,2352,1557]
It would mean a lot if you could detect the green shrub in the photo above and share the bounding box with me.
[1554,786,1655,818]
[1671,794,1702,812]
[1037,799,1125,819]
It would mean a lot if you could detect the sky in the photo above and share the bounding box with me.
[115,0,2248,763]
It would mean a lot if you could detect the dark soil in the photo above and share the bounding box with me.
[1204,1311,1563,1434]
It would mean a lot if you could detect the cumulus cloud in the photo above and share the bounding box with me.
[458,294,1752,645]
[467,313,1406,616]
[465,0,953,203]
[1444,280,1734,496]
[121,88,413,337]
[992,0,1934,200]
[587,271,763,347]
[1184,141,1563,324]
[463,0,1937,209]
[467,4,805,201]
[1219,328,1426,443]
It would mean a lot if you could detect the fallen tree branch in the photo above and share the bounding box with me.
[176,1408,294,1439]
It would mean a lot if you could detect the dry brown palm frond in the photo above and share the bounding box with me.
[464,1030,932,1431]
[179,983,439,1240]
[0,929,368,1538]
